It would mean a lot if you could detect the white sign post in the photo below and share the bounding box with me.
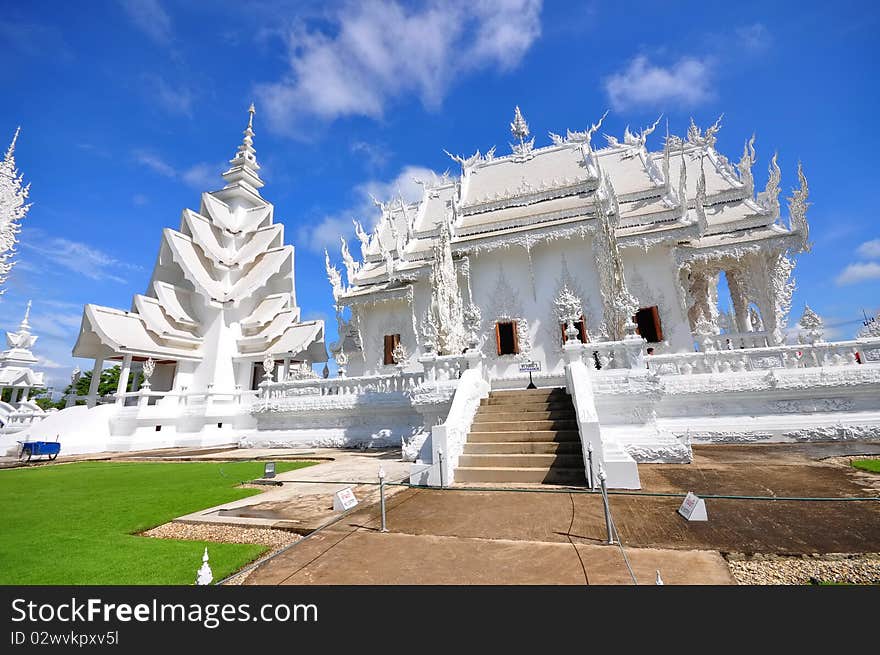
[333,487,359,512]
[677,491,708,521]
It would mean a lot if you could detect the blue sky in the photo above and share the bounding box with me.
[1,0,878,389]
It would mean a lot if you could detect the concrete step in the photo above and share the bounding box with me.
[478,400,574,412]
[473,410,575,422]
[466,430,580,443]
[455,466,587,484]
[485,389,569,405]
[463,441,582,455]
[458,453,584,468]
[470,419,578,432]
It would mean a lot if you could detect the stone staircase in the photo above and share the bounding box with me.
[455,387,587,485]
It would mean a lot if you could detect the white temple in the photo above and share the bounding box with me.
[0,301,51,433]
[5,106,880,490]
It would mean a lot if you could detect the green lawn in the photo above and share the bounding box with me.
[0,460,315,585]
[851,459,880,473]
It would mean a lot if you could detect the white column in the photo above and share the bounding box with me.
[12,387,22,404]
[116,354,132,405]
[87,357,104,408]
[130,366,141,393]
[22,387,31,403]
[282,357,291,382]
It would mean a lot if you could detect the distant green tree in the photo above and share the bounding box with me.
[62,365,132,398]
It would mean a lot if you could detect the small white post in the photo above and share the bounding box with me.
[195,547,213,586]
[598,466,618,545]
[116,354,132,405]
[655,570,664,585]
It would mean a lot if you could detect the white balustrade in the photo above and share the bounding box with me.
[645,338,878,376]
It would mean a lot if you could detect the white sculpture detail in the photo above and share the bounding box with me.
[737,134,757,199]
[339,237,360,286]
[787,162,811,252]
[510,105,535,159]
[195,547,213,586]
[798,305,824,344]
[141,358,155,390]
[324,249,344,301]
[0,128,30,295]
[427,217,466,355]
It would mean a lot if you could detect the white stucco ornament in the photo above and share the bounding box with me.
[0,128,31,296]
[144,357,156,385]
[262,353,275,376]
[799,305,824,344]
[195,547,213,586]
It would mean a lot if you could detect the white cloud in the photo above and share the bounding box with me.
[256,0,542,135]
[604,55,713,111]
[119,0,173,45]
[298,165,435,253]
[132,193,149,206]
[836,261,880,286]
[133,150,176,177]
[144,74,194,117]
[134,151,224,190]
[856,239,880,260]
[21,231,140,284]
[37,356,65,369]
[181,162,224,190]
[735,23,771,53]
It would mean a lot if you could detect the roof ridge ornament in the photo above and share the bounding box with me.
[787,161,811,252]
[549,110,608,149]
[687,115,723,148]
[221,103,264,192]
[509,106,535,160]
[737,133,757,199]
[758,152,781,218]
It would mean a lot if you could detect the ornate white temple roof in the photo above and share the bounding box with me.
[73,105,326,378]
[332,109,807,302]
[0,302,45,388]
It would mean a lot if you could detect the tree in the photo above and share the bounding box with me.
[0,127,30,294]
[62,365,131,398]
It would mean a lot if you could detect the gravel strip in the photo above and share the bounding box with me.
[141,521,301,585]
[726,553,880,585]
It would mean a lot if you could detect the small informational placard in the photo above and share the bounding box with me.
[263,462,276,479]
[519,360,541,373]
[678,491,708,521]
[333,487,359,512]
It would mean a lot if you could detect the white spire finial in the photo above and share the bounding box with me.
[21,300,31,329]
[248,102,255,129]
[5,126,20,161]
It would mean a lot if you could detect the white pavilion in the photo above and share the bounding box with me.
[0,301,51,433]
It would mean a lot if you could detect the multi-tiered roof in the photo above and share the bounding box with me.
[73,106,326,388]
[332,110,808,302]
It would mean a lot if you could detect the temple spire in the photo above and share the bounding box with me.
[21,300,31,331]
[221,103,264,193]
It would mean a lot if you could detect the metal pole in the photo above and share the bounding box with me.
[598,466,618,545]
[587,442,594,490]
[378,466,389,533]
[438,450,445,488]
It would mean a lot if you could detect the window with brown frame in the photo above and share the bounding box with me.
[633,306,663,343]
[383,334,401,365]
[495,321,518,356]
[560,316,588,345]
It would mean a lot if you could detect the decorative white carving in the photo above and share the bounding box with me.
[324,249,344,301]
[686,115,723,148]
[339,237,361,286]
[426,218,466,355]
[737,134,756,199]
[787,162,811,252]
[758,152,781,218]
[798,304,824,344]
[593,173,639,341]
[509,106,535,159]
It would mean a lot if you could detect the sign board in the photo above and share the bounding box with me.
[519,360,541,373]
[677,491,708,521]
[263,462,276,479]
[333,487,359,512]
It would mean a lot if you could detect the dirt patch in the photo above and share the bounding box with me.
[726,552,880,585]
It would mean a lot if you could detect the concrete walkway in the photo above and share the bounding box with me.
[175,448,412,534]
